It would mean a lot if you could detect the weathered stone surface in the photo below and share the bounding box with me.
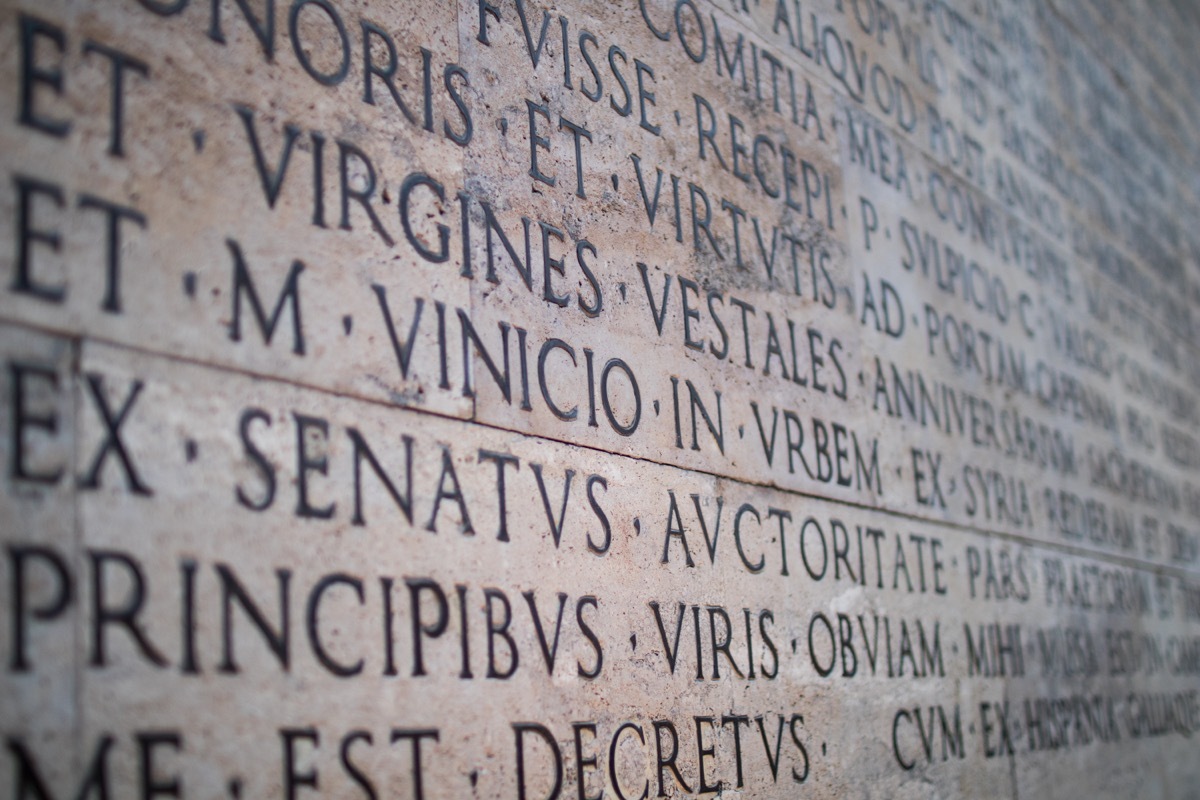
[2,0,1199,797]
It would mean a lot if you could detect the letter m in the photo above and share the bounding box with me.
[8,735,113,799]
[846,115,874,171]
[227,238,306,355]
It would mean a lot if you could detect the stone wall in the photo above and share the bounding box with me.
[2,0,1199,797]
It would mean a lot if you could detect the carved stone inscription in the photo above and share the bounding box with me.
[2,0,1199,797]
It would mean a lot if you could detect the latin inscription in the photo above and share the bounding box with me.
[2,0,1199,797]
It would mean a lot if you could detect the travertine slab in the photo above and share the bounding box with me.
[4,330,1199,797]
[2,0,1200,797]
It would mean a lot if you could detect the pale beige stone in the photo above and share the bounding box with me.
[2,0,1200,797]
